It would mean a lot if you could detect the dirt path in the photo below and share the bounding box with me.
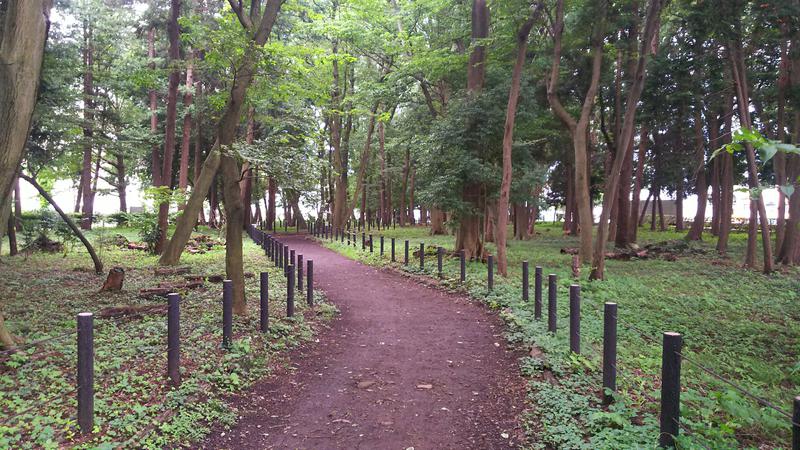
[203,235,526,449]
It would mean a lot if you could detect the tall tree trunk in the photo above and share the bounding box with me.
[0,0,51,233]
[116,152,128,212]
[148,26,162,187]
[194,79,206,224]
[240,107,255,229]
[430,209,447,235]
[155,0,182,254]
[629,126,648,241]
[675,181,684,231]
[268,177,276,230]
[729,38,773,273]
[590,0,664,280]
[159,0,283,277]
[79,21,94,231]
[13,176,22,231]
[513,202,530,240]
[178,60,194,205]
[686,109,708,241]
[548,0,605,265]
[408,165,416,224]
[456,0,490,260]
[496,11,537,275]
[400,148,409,226]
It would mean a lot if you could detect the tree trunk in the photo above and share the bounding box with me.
[729,37,773,273]
[240,108,256,229]
[548,0,605,265]
[79,20,94,231]
[400,148,409,226]
[178,60,194,204]
[7,211,18,256]
[408,165,416,225]
[430,209,447,235]
[194,79,205,224]
[0,0,51,230]
[116,152,128,212]
[148,26,162,187]
[514,202,530,240]
[20,173,103,273]
[590,0,664,280]
[686,109,708,241]
[630,126,648,241]
[220,156,246,314]
[155,0,182,254]
[496,11,537,276]
[268,177,276,230]
[639,191,651,226]
[675,181,684,231]
[456,0,489,260]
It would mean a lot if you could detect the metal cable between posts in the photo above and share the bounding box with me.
[676,350,797,425]
[0,385,79,426]
[0,330,77,357]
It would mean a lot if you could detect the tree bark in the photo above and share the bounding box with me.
[630,126,648,241]
[686,109,708,241]
[148,26,162,187]
[456,0,490,260]
[20,173,103,274]
[159,0,284,321]
[590,0,664,280]
[178,60,194,204]
[155,0,183,254]
[0,0,51,226]
[729,38,773,273]
[79,20,95,230]
[547,0,605,265]
[496,10,537,276]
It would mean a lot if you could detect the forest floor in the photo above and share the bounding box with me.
[0,226,335,448]
[316,223,800,449]
[202,234,527,449]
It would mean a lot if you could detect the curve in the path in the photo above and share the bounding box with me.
[203,235,526,449]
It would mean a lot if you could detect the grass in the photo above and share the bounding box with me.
[319,222,800,449]
[0,225,335,448]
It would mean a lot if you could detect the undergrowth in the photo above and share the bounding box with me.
[321,223,800,449]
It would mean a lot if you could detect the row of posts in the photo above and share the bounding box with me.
[74,226,315,435]
[308,224,800,449]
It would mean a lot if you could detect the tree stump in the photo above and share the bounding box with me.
[100,267,125,291]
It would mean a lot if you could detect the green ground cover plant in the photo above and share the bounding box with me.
[321,223,800,449]
[0,227,334,448]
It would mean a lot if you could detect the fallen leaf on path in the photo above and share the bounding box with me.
[416,384,433,390]
[357,381,376,389]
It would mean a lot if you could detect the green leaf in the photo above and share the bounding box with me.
[760,144,778,163]
[780,184,795,198]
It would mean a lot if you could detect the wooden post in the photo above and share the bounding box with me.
[603,302,617,405]
[659,332,683,448]
[297,254,304,291]
[437,246,443,278]
[260,272,269,332]
[287,265,295,317]
[222,280,233,349]
[167,293,181,385]
[522,261,529,301]
[77,312,94,434]
[404,240,409,265]
[569,285,580,354]
[460,250,466,283]
[391,237,396,262]
[487,255,494,291]
[548,274,557,333]
[307,260,314,306]
[420,242,425,270]
[535,266,542,320]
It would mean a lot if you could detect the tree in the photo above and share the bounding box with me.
[159,0,284,316]
[547,0,606,264]
[0,0,53,349]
